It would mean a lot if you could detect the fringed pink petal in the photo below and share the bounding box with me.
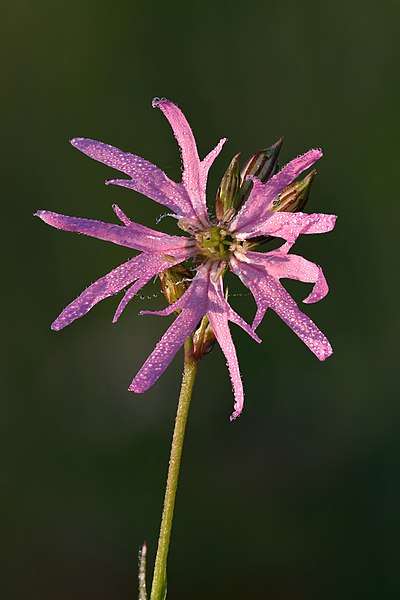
[260,275,332,360]
[235,210,337,242]
[112,280,145,322]
[229,258,269,330]
[129,307,203,393]
[303,266,328,304]
[113,255,188,323]
[246,251,329,304]
[202,137,227,172]
[138,290,193,318]
[138,264,211,321]
[206,274,254,420]
[129,265,211,391]
[139,304,178,318]
[35,209,193,254]
[232,149,323,233]
[152,99,200,175]
[51,255,146,331]
[70,137,196,218]
[212,276,261,344]
[130,262,255,417]
[207,304,245,421]
[112,250,194,322]
[153,98,224,225]
[232,258,332,360]
[200,137,227,200]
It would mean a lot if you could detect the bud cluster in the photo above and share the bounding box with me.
[215,137,316,223]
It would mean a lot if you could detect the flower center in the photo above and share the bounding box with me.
[196,226,245,260]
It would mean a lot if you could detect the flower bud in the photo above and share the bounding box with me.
[215,153,241,221]
[237,137,283,208]
[269,169,316,213]
[159,265,193,307]
[193,316,216,358]
[138,541,148,600]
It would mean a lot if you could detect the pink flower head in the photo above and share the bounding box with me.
[36,98,336,420]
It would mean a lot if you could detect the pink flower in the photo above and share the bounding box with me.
[36,98,336,420]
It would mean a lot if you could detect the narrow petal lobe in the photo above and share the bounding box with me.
[153,98,225,225]
[70,137,196,218]
[231,256,332,361]
[35,209,193,253]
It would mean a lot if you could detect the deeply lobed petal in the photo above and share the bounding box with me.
[245,250,329,304]
[211,274,261,344]
[153,98,226,225]
[130,266,210,392]
[51,255,145,331]
[234,210,337,242]
[231,254,332,361]
[130,308,205,393]
[131,262,259,419]
[111,249,193,322]
[35,208,194,254]
[70,137,197,219]
[208,309,244,421]
[51,249,194,331]
[231,149,323,233]
[206,276,260,420]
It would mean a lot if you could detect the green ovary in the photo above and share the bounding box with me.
[196,226,235,260]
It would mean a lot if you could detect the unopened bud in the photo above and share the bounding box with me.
[138,541,148,600]
[248,170,317,249]
[193,316,216,358]
[269,169,316,213]
[237,138,283,208]
[159,265,193,307]
[215,153,240,221]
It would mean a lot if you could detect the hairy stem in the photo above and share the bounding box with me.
[150,337,199,600]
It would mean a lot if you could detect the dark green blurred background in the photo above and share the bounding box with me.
[3,1,400,598]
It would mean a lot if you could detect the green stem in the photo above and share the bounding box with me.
[150,337,199,600]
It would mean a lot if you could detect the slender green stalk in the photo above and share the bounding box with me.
[150,337,199,600]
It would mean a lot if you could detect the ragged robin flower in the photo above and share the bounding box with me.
[36,98,336,420]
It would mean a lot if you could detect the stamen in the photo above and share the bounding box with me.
[213,261,227,282]
[162,254,178,263]
[196,225,248,261]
